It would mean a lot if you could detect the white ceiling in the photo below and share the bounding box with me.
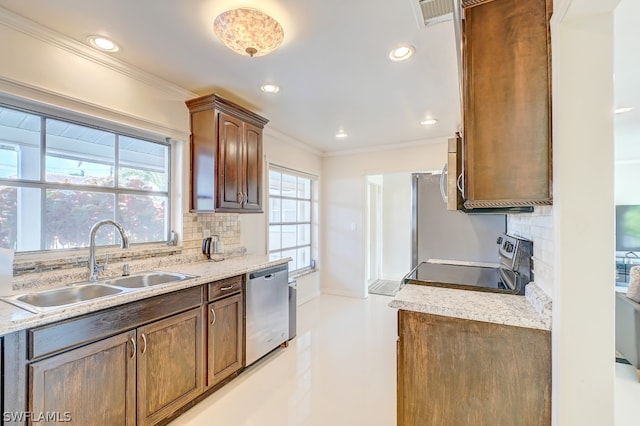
[0,0,461,154]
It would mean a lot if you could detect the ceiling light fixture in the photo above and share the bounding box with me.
[213,8,284,57]
[421,118,438,126]
[335,131,348,139]
[389,45,415,61]
[87,35,119,52]
[261,84,280,93]
[614,107,634,114]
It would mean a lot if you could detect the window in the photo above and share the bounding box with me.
[268,166,315,273]
[0,105,170,252]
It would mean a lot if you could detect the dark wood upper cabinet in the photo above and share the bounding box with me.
[186,94,268,213]
[461,0,553,209]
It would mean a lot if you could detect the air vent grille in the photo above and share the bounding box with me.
[417,0,453,26]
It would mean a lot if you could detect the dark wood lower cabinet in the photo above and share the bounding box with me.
[397,310,551,426]
[29,331,136,426]
[207,293,244,387]
[137,307,203,426]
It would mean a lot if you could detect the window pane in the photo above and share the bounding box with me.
[45,189,115,249]
[118,194,167,243]
[0,186,17,249]
[269,225,281,251]
[297,177,311,199]
[119,136,168,191]
[281,173,296,197]
[269,170,281,196]
[281,225,296,249]
[297,246,311,270]
[297,224,311,246]
[298,200,311,222]
[46,119,115,186]
[269,197,281,223]
[282,199,296,223]
[281,249,296,271]
[269,252,282,261]
[0,107,41,180]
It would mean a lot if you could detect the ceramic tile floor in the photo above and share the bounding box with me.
[169,293,640,426]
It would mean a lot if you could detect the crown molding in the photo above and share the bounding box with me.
[323,134,449,157]
[0,76,191,141]
[264,127,324,157]
[0,6,197,99]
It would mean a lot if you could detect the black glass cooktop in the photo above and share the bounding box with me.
[404,262,513,293]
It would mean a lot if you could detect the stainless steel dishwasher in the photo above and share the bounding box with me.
[245,263,289,366]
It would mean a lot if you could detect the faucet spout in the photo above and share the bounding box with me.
[88,220,129,281]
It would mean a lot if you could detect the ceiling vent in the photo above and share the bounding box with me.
[411,0,454,27]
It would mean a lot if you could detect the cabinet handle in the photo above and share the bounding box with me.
[140,333,147,355]
[210,307,216,325]
[129,337,136,359]
[244,192,248,204]
[220,285,234,291]
[237,192,243,204]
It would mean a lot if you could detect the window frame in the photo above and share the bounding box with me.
[0,102,172,253]
[268,164,316,275]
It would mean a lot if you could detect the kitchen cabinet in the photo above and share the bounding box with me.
[186,94,268,213]
[30,331,136,426]
[12,287,204,426]
[206,275,244,388]
[397,310,551,426]
[137,307,203,426]
[461,0,553,209]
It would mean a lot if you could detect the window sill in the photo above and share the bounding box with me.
[14,243,182,275]
[290,268,319,280]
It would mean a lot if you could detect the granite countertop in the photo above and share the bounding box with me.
[0,255,288,336]
[389,282,552,331]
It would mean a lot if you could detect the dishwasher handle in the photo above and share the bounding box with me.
[248,264,288,280]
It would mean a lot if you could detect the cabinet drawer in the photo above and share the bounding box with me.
[29,286,203,360]
[208,275,243,301]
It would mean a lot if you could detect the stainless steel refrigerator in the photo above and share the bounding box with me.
[411,173,506,268]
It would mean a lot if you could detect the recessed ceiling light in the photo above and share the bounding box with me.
[388,45,415,61]
[335,131,348,139]
[615,107,634,114]
[261,84,280,93]
[421,118,438,126]
[87,35,119,52]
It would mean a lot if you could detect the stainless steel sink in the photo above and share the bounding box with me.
[4,284,124,313]
[3,271,196,314]
[103,271,194,288]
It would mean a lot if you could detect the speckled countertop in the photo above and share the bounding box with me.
[0,255,288,336]
[389,282,552,331]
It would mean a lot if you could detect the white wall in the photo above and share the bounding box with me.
[322,140,447,298]
[381,173,412,281]
[615,161,640,204]
[551,0,618,424]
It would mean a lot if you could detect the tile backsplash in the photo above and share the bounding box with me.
[508,206,554,297]
[181,212,245,257]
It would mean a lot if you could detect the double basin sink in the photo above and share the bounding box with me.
[4,271,196,314]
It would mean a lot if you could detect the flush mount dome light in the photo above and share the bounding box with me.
[421,118,438,126]
[389,45,415,61]
[214,8,284,57]
[261,84,280,93]
[87,35,119,52]
[335,131,348,139]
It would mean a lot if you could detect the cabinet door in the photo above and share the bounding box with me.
[397,310,551,426]
[207,293,244,387]
[137,308,203,426]
[30,331,136,426]
[243,122,263,211]
[463,0,552,208]
[217,112,244,210]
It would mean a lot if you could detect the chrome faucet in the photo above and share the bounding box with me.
[88,220,129,281]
